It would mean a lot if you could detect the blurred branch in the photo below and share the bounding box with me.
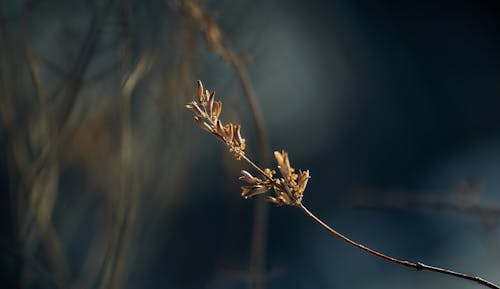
[55,0,113,130]
[353,186,500,257]
[98,51,153,289]
[0,5,70,287]
[353,194,500,217]
[41,56,121,85]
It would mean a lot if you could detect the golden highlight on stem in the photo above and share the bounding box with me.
[186,80,500,289]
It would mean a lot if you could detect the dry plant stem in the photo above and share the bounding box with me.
[298,204,500,289]
[56,0,113,130]
[238,141,499,289]
[187,82,500,289]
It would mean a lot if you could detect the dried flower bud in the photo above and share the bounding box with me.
[187,101,205,117]
[274,150,293,180]
[197,80,204,102]
[264,196,283,205]
[279,194,293,205]
[194,116,213,133]
[239,170,261,185]
[215,120,225,139]
[297,170,311,193]
[264,168,275,177]
[266,192,292,206]
[274,150,283,164]
[213,101,222,120]
[225,124,234,141]
[208,91,215,115]
[241,185,270,199]
[234,125,244,146]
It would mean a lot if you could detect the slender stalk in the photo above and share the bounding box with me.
[187,81,500,289]
[241,154,273,182]
[298,203,500,289]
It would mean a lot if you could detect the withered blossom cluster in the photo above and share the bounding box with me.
[186,80,246,159]
[186,81,310,206]
[240,150,310,206]
[186,82,500,289]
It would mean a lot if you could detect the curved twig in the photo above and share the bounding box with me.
[186,81,500,289]
[299,204,500,289]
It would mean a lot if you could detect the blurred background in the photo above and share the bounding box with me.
[1,0,500,288]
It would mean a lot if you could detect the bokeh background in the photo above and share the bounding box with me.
[1,0,500,288]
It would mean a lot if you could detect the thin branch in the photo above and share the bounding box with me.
[299,204,499,289]
[186,81,500,289]
[55,0,113,129]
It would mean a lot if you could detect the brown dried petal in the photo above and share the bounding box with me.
[205,90,210,102]
[234,125,244,146]
[278,195,293,205]
[213,101,222,120]
[283,151,291,171]
[239,170,261,185]
[277,188,293,204]
[225,124,234,141]
[264,196,284,205]
[241,185,270,199]
[298,170,311,193]
[274,150,284,165]
[194,116,213,133]
[208,91,215,115]
[282,179,292,194]
[215,120,225,138]
[197,80,204,102]
[188,101,205,117]
[274,150,290,178]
